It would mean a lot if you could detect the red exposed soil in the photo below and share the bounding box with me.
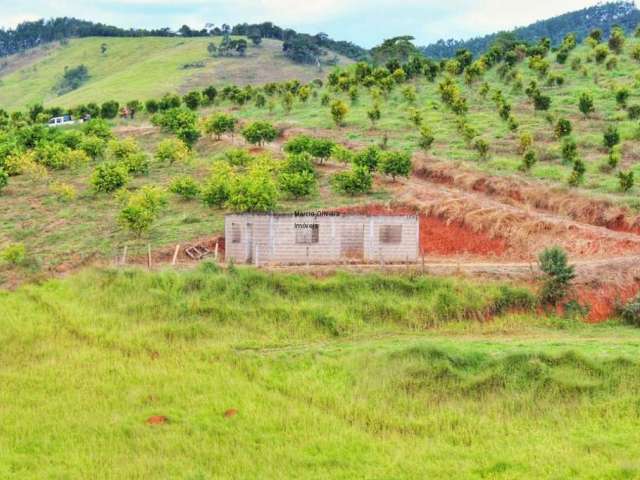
[331,204,506,257]
[577,283,640,323]
[146,415,168,425]
[418,215,506,257]
[224,408,238,418]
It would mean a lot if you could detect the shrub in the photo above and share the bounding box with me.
[331,144,354,164]
[330,100,348,126]
[221,148,252,167]
[331,166,373,195]
[82,119,113,140]
[59,129,84,149]
[155,138,190,165]
[554,118,572,138]
[533,93,551,112]
[153,108,201,148]
[619,294,640,326]
[66,149,90,170]
[145,99,159,114]
[118,186,167,237]
[204,113,238,140]
[1,243,26,266]
[91,162,129,193]
[379,150,412,180]
[278,171,316,198]
[353,146,381,172]
[594,44,609,63]
[628,105,640,120]
[603,126,620,149]
[367,103,381,126]
[568,158,586,186]
[282,153,316,176]
[226,167,279,212]
[284,135,313,155]
[50,181,77,202]
[474,138,490,161]
[108,138,140,161]
[0,167,7,193]
[308,138,335,163]
[418,125,435,151]
[201,161,234,207]
[607,146,621,170]
[79,135,106,159]
[33,143,71,170]
[618,170,634,192]
[241,121,278,146]
[578,92,595,117]
[183,91,202,110]
[517,131,533,155]
[561,137,578,163]
[100,100,119,119]
[615,87,630,108]
[538,246,575,306]
[120,152,149,176]
[169,175,200,199]
[520,150,537,171]
[608,26,625,54]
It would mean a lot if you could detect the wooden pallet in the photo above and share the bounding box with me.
[185,245,210,260]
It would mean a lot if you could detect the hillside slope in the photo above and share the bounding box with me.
[0,37,352,110]
[422,1,640,58]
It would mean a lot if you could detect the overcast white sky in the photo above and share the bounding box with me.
[0,0,620,47]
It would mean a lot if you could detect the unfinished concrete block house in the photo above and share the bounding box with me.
[224,213,419,265]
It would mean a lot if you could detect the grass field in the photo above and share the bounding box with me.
[2,265,640,478]
[0,37,351,111]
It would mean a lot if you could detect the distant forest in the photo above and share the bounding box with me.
[421,1,640,58]
[2,2,640,64]
[0,17,368,63]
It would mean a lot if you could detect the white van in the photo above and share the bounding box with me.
[47,115,75,127]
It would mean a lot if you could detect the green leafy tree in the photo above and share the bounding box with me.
[226,167,279,212]
[155,138,190,165]
[241,121,278,146]
[367,103,381,126]
[608,26,625,54]
[201,161,235,207]
[331,165,372,195]
[353,146,381,172]
[418,124,435,151]
[183,91,202,110]
[308,138,335,163]
[203,113,237,140]
[379,150,412,180]
[169,175,200,199]
[118,186,167,238]
[538,246,576,306]
[278,171,316,198]
[100,100,119,119]
[615,87,630,108]
[283,135,313,155]
[91,162,129,193]
[330,100,348,127]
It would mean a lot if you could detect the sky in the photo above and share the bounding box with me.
[0,0,617,47]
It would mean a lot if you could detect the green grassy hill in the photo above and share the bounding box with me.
[0,37,351,111]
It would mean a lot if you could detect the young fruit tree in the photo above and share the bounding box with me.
[241,121,278,146]
[379,150,412,180]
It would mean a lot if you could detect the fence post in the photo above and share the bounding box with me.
[255,245,260,267]
[172,245,180,266]
[214,241,219,261]
[147,244,152,269]
[121,245,128,266]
